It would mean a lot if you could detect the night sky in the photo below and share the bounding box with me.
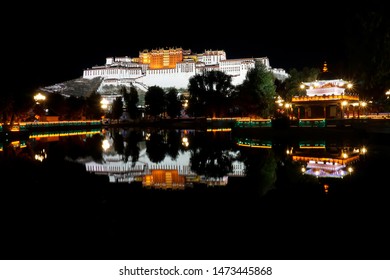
[3,4,371,95]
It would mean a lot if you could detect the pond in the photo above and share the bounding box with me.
[1,127,389,260]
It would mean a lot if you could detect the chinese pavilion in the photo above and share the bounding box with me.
[292,62,361,119]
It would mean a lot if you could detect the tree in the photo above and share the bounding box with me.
[281,67,320,101]
[187,70,235,117]
[166,87,182,118]
[144,86,166,119]
[46,92,67,119]
[84,92,103,120]
[126,85,139,120]
[236,62,276,118]
[345,11,390,99]
[111,96,123,122]
[66,96,85,120]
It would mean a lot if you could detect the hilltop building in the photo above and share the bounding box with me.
[82,48,289,92]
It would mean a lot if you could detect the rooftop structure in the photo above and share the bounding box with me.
[82,48,289,92]
[292,62,361,119]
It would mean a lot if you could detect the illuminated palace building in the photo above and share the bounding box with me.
[292,62,363,119]
[82,48,289,90]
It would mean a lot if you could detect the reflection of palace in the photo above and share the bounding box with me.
[85,131,245,189]
[288,140,367,178]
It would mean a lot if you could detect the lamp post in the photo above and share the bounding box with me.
[341,101,348,119]
[34,93,46,104]
[360,101,367,118]
[33,93,46,121]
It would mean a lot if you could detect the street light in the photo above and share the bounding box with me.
[34,93,46,104]
[341,100,348,119]
[100,98,109,110]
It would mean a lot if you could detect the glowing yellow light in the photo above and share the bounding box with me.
[324,184,329,193]
[34,93,46,103]
[341,101,348,106]
[361,147,367,154]
[102,139,110,151]
[348,167,353,173]
[301,167,306,173]
[181,136,189,147]
[100,98,109,109]
[300,84,305,89]
[342,152,348,158]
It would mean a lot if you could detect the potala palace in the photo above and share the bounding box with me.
[82,48,289,92]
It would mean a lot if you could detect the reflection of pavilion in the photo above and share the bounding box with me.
[289,140,366,178]
[292,62,361,119]
[85,144,245,189]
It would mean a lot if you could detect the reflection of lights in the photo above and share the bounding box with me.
[286,147,293,155]
[324,184,329,194]
[182,136,189,147]
[34,149,47,162]
[145,133,151,141]
[361,147,367,154]
[102,139,110,151]
[315,170,320,176]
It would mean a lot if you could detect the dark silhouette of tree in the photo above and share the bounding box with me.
[237,146,277,197]
[166,88,182,118]
[85,92,103,120]
[346,11,390,98]
[0,93,14,123]
[280,67,320,101]
[187,70,235,117]
[145,130,167,163]
[111,96,123,122]
[235,62,276,118]
[145,86,166,119]
[166,129,181,160]
[66,96,85,120]
[0,90,33,124]
[187,74,207,117]
[126,85,139,120]
[46,92,66,119]
[124,129,142,165]
[189,131,235,178]
[112,129,125,156]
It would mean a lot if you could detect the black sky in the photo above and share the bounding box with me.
[4,4,357,95]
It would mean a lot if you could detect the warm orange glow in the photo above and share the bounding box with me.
[140,48,183,69]
[292,95,359,102]
[324,184,329,193]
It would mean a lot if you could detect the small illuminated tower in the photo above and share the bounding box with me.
[292,62,359,119]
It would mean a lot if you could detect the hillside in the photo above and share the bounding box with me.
[39,77,103,98]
